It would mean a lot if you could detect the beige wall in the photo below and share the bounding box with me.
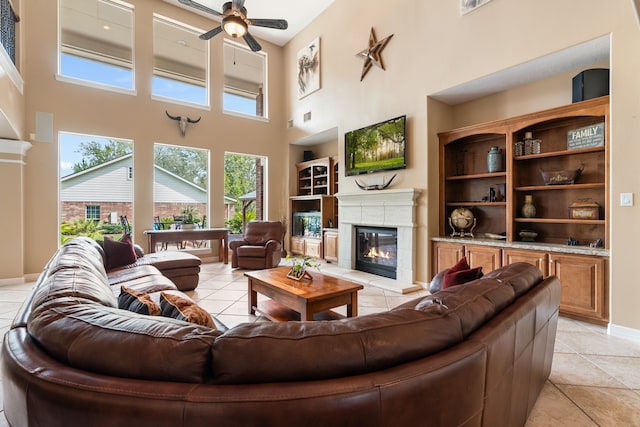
[283,0,640,332]
[20,0,288,274]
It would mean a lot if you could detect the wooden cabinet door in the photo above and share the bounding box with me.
[465,244,501,274]
[549,253,608,325]
[432,241,465,274]
[502,248,549,276]
[324,232,338,262]
[290,237,305,255]
[305,239,322,258]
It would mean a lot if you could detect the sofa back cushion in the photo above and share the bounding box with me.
[243,221,282,246]
[28,298,220,383]
[211,308,463,384]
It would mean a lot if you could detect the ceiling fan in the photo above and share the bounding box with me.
[178,0,288,52]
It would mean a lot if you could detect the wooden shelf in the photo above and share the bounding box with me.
[447,202,507,207]
[515,218,605,225]
[446,172,507,181]
[514,146,605,161]
[514,183,605,191]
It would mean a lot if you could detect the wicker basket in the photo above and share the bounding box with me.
[540,164,584,185]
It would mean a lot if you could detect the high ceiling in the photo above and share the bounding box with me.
[162,0,336,47]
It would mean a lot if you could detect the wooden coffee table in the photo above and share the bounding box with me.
[246,267,364,322]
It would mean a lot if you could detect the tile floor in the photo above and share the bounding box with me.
[1,261,639,426]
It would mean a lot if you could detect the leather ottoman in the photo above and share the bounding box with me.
[134,251,202,291]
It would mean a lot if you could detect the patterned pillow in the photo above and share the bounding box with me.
[104,234,138,270]
[160,292,216,329]
[118,286,161,316]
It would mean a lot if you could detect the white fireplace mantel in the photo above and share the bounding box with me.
[335,188,422,293]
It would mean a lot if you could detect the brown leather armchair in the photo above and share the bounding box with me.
[229,220,283,269]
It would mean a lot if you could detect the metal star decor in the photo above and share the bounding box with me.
[356,27,394,81]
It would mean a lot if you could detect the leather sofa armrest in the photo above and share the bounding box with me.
[264,240,282,253]
[229,239,249,250]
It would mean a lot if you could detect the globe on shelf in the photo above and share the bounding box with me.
[449,207,476,238]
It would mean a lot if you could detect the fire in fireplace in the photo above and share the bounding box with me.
[355,226,398,279]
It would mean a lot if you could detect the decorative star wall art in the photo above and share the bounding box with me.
[356,27,394,81]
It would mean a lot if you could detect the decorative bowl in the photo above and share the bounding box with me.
[540,164,583,185]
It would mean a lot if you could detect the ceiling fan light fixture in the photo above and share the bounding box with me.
[223,16,247,38]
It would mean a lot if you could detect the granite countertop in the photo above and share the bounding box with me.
[432,236,609,257]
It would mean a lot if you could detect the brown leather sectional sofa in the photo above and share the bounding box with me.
[2,237,560,427]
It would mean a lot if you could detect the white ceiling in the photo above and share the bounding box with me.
[162,0,336,47]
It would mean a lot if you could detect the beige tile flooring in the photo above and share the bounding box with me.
[1,261,639,426]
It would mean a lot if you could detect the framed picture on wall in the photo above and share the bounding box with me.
[297,37,320,99]
[460,0,493,15]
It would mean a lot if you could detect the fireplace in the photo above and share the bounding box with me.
[336,188,422,293]
[355,226,397,279]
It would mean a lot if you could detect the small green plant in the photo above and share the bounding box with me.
[225,211,256,234]
[180,206,199,224]
[286,254,320,279]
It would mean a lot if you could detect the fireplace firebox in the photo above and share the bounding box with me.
[355,226,398,279]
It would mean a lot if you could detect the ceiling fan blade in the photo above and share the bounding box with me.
[248,18,288,30]
[199,26,224,40]
[178,0,223,17]
[243,32,262,52]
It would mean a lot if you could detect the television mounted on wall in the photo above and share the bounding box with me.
[344,115,407,176]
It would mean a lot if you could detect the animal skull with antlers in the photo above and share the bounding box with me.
[165,111,201,137]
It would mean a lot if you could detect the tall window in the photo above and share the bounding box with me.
[224,152,267,234]
[1,0,19,65]
[59,132,134,243]
[223,41,267,118]
[153,15,208,107]
[153,143,209,249]
[58,0,134,92]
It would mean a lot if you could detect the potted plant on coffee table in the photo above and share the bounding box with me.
[286,254,320,281]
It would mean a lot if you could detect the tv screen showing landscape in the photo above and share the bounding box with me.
[344,115,406,176]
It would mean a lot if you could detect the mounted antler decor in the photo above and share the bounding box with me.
[165,111,201,137]
[355,174,397,191]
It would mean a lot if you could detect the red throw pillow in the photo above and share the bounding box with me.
[442,266,483,289]
[449,256,471,273]
[104,234,138,270]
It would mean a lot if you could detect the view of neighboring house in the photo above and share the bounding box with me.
[60,154,235,224]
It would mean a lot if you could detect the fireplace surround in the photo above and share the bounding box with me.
[336,188,421,293]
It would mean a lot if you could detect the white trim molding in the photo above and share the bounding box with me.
[0,43,23,94]
[0,139,31,156]
[608,323,640,343]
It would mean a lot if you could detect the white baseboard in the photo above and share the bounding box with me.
[0,277,25,286]
[608,323,640,343]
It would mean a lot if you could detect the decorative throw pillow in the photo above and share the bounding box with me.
[118,286,161,316]
[429,268,449,294]
[104,234,138,270]
[442,266,483,289]
[159,292,216,329]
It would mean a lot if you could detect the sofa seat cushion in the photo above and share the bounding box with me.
[132,251,201,271]
[235,245,268,258]
[28,297,221,383]
[107,265,165,286]
[211,308,463,384]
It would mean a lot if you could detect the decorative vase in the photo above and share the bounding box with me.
[487,146,503,173]
[522,195,536,218]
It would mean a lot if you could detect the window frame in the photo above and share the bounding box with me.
[85,205,101,222]
[223,40,268,121]
[151,14,210,109]
[57,0,136,95]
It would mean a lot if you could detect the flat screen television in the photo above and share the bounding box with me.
[344,115,407,176]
